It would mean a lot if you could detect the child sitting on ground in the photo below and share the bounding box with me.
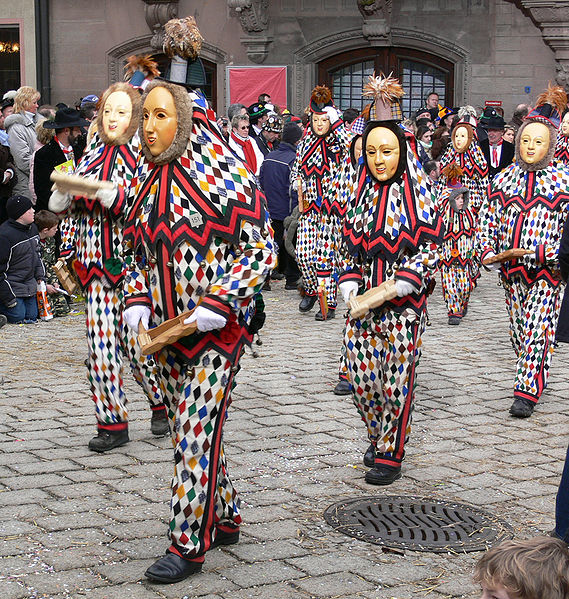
[474,535,569,599]
[0,195,44,323]
[35,209,69,317]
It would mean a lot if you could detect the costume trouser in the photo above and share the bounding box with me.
[271,219,300,284]
[556,287,569,343]
[157,347,242,561]
[344,309,426,468]
[502,276,562,404]
[296,211,340,309]
[86,279,164,431]
[440,264,471,317]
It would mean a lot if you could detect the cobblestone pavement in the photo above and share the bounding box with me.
[1,273,568,599]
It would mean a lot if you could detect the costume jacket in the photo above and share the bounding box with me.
[0,219,43,305]
[124,94,275,365]
[554,134,569,166]
[290,120,351,217]
[436,187,476,269]
[340,145,444,316]
[478,162,569,288]
[58,132,138,290]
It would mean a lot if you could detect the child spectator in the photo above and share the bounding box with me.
[35,209,69,317]
[0,195,44,323]
[474,536,569,599]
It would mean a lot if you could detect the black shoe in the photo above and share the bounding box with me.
[365,465,402,486]
[88,428,129,452]
[333,379,351,395]
[315,308,335,321]
[151,409,169,437]
[448,315,461,325]
[285,280,300,290]
[271,272,285,280]
[0,314,6,329]
[211,527,240,548]
[262,280,271,291]
[299,295,317,312]
[363,444,375,468]
[509,397,535,418]
[144,552,203,583]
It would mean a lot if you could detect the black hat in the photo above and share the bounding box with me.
[248,102,269,120]
[282,122,302,145]
[480,107,505,130]
[43,107,90,130]
[6,195,33,220]
[1,98,13,111]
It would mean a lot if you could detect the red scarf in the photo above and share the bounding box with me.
[230,130,258,174]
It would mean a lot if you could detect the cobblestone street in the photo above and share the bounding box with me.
[1,272,568,599]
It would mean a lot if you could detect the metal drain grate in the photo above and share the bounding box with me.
[324,495,513,553]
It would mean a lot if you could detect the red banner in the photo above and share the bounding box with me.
[228,67,287,111]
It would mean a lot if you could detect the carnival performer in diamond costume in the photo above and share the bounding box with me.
[49,73,167,452]
[338,75,444,485]
[291,85,351,320]
[477,84,569,418]
[121,17,275,584]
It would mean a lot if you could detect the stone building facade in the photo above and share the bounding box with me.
[0,0,567,120]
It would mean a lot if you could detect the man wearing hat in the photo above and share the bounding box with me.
[479,107,515,178]
[247,102,269,138]
[255,113,282,157]
[33,107,89,211]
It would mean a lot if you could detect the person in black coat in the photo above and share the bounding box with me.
[479,108,515,178]
[33,107,89,211]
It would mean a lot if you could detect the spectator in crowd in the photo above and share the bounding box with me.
[33,107,89,211]
[258,92,271,104]
[342,107,359,130]
[510,103,530,129]
[0,195,43,324]
[414,107,432,126]
[502,123,516,144]
[416,124,432,164]
[228,113,264,176]
[479,107,515,178]
[217,116,230,142]
[29,116,55,204]
[430,126,451,160]
[259,121,303,290]
[4,86,41,196]
[255,114,282,157]
[423,159,440,183]
[227,102,247,123]
[34,209,69,317]
[0,98,14,147]
[247,102,269,138]
[425,90,440,120]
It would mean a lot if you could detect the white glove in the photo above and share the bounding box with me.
[123,305,150,332]
[95,185,118,209]
[483,252,502,272]
[395,279,418,297]
[339,281,359,304]
[323,106,340,125]
[185,306,227,332]
[48,188,72,212]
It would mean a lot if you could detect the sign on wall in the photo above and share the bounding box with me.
[227,66,287,110]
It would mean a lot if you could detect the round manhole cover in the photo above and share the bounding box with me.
[324,495,513,553]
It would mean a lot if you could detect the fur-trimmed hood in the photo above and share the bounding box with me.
[515,119,557,172]
[139,80,193,165]
[96,82,141,147]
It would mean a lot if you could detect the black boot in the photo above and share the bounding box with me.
[151,408,169,437]
[363,444,375,468]
[299,295,317,312]
[365,464,401,486]
[315,307,335,321]
[333,379,351,396]
[88,428,129,452]
[144,552,203,583]
[448,315,461,325]
[211,526,240,548]
[509,397,535,418]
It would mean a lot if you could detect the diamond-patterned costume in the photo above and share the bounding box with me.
[436,186,477,318]
[59,132,165,432]
[478,162,569,404]
[124,89,275,561]
[291,121,351,306]
[340,138,444,468]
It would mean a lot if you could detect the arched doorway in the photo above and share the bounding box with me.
[318,47,454,116]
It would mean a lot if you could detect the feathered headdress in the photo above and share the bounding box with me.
[362,72,404,120]
[124,55,160,89]
[309,85,334,113]
[526,83,568,128]
[163,16,203,60]
[442,162,464,187]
